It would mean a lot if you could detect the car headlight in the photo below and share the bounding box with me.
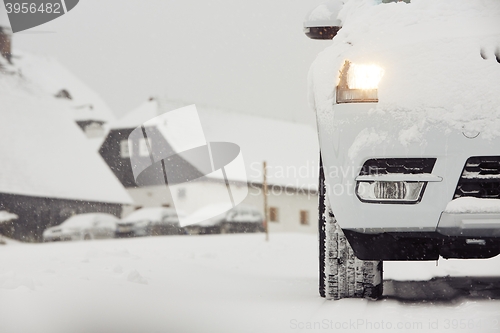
[356,181,425,203]
[336,61,384,104]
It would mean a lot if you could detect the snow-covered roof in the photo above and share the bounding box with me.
[0,73,133,204]
[5,50,116,123]
[111,99,186,130]
[112,99,319,190]
[0,9,9,27]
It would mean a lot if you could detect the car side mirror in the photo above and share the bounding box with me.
[303,0,343,40]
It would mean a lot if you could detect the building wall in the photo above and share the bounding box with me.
[245,183,318,234]
[0,193,122,242]
[122,180,318,234]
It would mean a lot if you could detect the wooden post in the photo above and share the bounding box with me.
[263,161,269,241]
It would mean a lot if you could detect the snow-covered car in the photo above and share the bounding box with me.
[306,0,500,300]
[185,204,264,235]
[43,213,118,242]
[115,207,186,238]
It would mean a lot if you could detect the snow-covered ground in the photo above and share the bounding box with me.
[0,233,499,333]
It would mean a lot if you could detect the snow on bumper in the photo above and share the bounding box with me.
[438,212,500,237]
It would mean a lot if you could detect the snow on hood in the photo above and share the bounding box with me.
[309,0,500,142]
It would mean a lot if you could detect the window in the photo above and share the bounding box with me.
[300,210,309,225]
[139,138,152,157]
[120,140,131,158]
[269,207,279,222]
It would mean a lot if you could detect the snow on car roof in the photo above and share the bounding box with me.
[122,207,177,222]
[309,0,500,144]
[61,213,117,227]
[0,74,133,204]
[111,99,319,190]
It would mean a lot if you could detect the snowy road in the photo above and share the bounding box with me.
[0,234,499,333]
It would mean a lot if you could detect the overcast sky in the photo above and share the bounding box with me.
[1,1,330,124]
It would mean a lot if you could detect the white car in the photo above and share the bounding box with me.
[115,207,186,238]
[43,213,118,242]
[185,204,264,235]
[306,0,500,300]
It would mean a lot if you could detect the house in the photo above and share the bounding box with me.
[0,28,133,242]
[101,97,320,233]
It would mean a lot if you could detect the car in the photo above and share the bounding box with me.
[306,0,500,300]
[184,204,264,235]
[43,213,118,242]
[115,207,186,238]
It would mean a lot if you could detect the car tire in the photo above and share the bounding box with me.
[319,154,383,300]
[220,223,230,234]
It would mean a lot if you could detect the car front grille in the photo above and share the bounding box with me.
[359,158,437,176]
[454,156,500,199]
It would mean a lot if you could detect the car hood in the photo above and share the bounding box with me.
[310,0,500,141]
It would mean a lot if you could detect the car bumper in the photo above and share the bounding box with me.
[317,103,500,234]
[43,234,78,242]
[343,229,500,261]
[437,213,500,237]
[115,229,149,237]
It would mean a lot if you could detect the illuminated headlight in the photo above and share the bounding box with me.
[336,61,384,103]
[356,181,425,203]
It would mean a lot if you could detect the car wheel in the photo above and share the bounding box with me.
[319,154,383,300]
[146,224,153,237]
[220,223,230,234]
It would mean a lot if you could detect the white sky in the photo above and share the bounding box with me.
[1,1,330,124]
